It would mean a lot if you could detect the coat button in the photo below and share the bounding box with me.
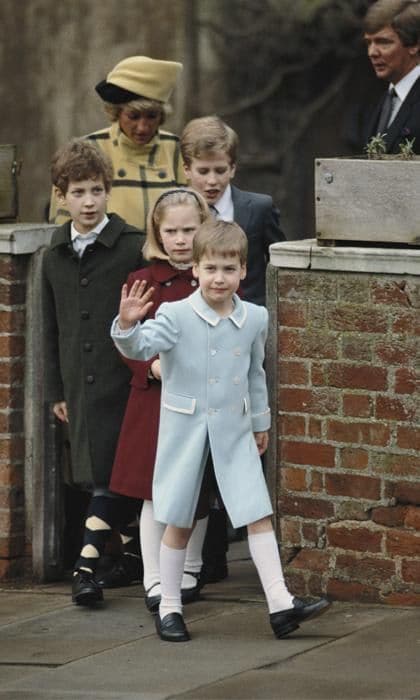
[118,168,126,177]
[81,310,90,320]
[210,349,217,356]
[84,342,92,351]
[158,170,167,178]
[86,375,95,384]
[80,277,89,287]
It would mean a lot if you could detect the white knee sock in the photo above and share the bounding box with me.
[248,530,294,613]
[182,516,208,589]
[140,500,165,596]
[159,541,186,618]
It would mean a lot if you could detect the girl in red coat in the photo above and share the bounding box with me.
[110,188,210,611]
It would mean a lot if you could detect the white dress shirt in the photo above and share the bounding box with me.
[71,215,109,257]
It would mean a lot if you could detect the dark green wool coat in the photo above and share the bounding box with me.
[42,214,144,487]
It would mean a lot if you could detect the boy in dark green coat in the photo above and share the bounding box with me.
[42,139,144,605]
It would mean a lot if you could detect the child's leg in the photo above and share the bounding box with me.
[159,525,193,619]
[96,499,143,588]
[140,499,165,597]
[74,493,119,574]
[247,517,294,613]
[183,516,208,589]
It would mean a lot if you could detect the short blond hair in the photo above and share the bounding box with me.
[181,116,238,166]
[143,188,210,261]
[193,220,248,266]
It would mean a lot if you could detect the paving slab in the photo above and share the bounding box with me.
[176,608,420,700]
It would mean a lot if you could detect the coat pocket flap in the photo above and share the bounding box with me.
[163,391,196,415]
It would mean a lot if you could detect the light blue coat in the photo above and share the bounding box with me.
[111,289,273,528]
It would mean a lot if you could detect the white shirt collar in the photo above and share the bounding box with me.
[213,184,234,222]
[71,215,109,242]
[392,65,420,102]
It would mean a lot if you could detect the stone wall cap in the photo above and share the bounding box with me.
[0,223,56,255]
[269,239,420,276]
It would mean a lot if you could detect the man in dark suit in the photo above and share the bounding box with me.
[181,115,286,582]
[362,0,420,153]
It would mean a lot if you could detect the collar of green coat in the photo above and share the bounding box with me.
[50,213,128,250]
[188,288,247,328]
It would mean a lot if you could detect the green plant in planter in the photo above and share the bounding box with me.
[364,134,387,159]
[398,137,416,160]
[364,134,416,160]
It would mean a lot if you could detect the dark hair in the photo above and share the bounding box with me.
[364,0,420,46]
[193,220,248,266]
[51,138,114,194]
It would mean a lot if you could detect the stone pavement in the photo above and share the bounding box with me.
[0,542,419,700]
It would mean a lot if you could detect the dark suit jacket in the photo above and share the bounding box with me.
[363,76,420,154]
[231,185,286,305]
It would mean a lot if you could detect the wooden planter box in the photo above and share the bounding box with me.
[315,157,420,246]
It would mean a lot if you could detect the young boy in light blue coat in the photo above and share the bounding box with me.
[111,220,330,642]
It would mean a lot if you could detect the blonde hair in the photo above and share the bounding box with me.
[143,188,210,261]
[181,116,238,167]
[104,97,166,125]
[193,220,248,266]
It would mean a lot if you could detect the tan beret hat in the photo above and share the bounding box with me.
[95,56,183,104]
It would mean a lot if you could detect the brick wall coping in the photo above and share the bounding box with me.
[269,238,420,276]
[0,223,55,255]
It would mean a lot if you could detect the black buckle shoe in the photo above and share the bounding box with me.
[155,613,190,642]
[270,597,331,638]
[96,554,142,589]
[72,570,104,606]
[181,571,203,604]
[145,585,161,614]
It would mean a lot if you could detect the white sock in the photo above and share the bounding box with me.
[248,530,294,613]
[140,500,164,596]
[182,516,208,589]
[159,541,186,618]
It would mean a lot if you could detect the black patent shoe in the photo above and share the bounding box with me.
[96,554,142,589]
[181,571,203,604]
[270,597,331,638]
[155,613,190,642]
[145,585,161,614]
[72,570,104,606]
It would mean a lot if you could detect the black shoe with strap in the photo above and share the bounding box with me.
[144,572,203,615]
[72,570,104,606]
[270,597,331,638]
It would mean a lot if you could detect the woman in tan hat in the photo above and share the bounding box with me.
[49,56,185,232]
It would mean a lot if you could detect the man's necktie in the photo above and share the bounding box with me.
[376,87,397,135]
[209,204,219,219]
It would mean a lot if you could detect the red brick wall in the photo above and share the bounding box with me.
[276,270,420,605]
[0,255,28,579]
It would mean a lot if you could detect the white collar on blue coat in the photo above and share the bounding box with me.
[188,289,247,328]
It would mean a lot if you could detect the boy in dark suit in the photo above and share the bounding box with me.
[43,139,144,606]
[180,116,286,584]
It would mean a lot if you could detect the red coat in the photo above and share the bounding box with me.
[109,261,199,499]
